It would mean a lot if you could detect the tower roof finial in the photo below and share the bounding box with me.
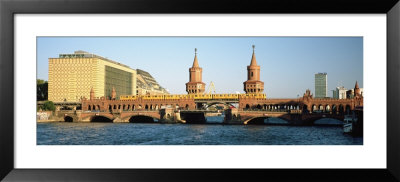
[192,48,199,67]
[250,45,258,66]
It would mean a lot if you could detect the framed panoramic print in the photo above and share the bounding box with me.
[1,0,400,181]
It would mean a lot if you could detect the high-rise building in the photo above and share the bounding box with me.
[186,48,206,94]
[48,51,137,102]
[244,45,264,94]
[315,72,327,98]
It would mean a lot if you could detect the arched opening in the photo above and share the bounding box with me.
[145,105,149,110]
[251,72,253,77]
[123,104,126,110]
[346,105,351,114]
[108,105,112,111]
[88,105,91,110]
[132,105,136,110]
[332,105,337,114]
[185,104,189,110]
[302,104,309,113]
[245,104,250,110]
[91,116,113,123]
[246,117,266,125]
[127,105,130,110]
[263,104,267,110]
[318,105,323,112]
[312,105,317,112]
[64,116,73,122]
[325,105,330,112]
[339,105,344,114]
[314,118,343,125]
[129,115,155,123]
[113,105,116,109]
[256,104,262,110]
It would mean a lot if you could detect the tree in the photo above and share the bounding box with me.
[42,101,55,111]
[37,79,48,101]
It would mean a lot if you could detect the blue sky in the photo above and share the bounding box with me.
[37,37,363,98]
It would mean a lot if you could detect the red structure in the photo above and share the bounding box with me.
[186,48,205,94]
[244,45,264,94]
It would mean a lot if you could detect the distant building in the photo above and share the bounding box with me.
[333,86,347,99]
[48,51,137,102]
[315,73,327,98]
[136,69,169,95]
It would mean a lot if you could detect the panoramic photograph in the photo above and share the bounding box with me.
[36,37,363,145]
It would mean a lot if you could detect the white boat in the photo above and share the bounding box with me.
[343,114,358,133]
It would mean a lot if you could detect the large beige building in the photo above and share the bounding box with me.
[48,51,137,102]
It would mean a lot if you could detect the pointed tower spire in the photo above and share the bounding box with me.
[250,45,258,66]
[90,87,95,100]
[192,48,199,67]
[354,81,361,98]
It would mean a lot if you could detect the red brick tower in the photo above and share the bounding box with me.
[243,45,264,94]
[354,81,361,98]
[186,48,206,94]
[90,87,95,100]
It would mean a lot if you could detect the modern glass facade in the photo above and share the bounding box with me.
[315,73,327,98]
[105,65,132,99]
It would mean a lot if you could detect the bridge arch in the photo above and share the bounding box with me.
[325,105,331,112]
[302,104,309,113]
[338,104,344,114]
[244,116,290,125]
[129,115,156,123]
[314,118,343,125]
[332,105,337,114]
[318,104,323,112]
[64,116,73,122]
[91,115,113,122]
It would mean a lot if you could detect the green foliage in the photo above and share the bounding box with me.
[41,101,55,111]
[37,79,48,101]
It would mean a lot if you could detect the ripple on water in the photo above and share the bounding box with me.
[37,122,362,145]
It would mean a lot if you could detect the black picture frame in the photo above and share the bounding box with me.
[1,0,399,181]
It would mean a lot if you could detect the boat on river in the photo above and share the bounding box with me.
[343,114,358,133]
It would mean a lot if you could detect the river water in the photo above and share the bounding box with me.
[37,117,362,145]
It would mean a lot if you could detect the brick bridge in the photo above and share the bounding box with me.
[227,111,345,125]
[78,88,362,124]
[78,110,173,123]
